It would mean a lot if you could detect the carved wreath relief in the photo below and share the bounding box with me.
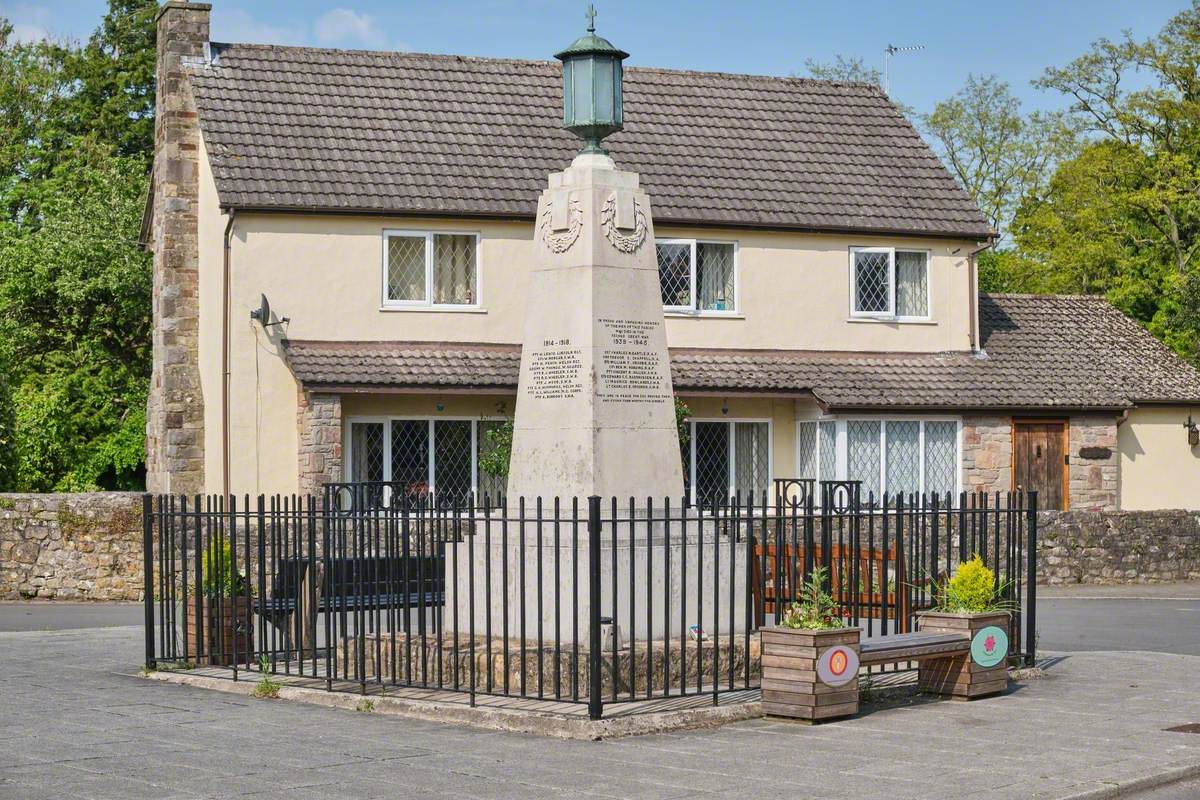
[601,191,647,253]
[538,196,584,253]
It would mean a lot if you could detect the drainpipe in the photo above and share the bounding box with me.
[222,210,237,498]
[966,238,994,351]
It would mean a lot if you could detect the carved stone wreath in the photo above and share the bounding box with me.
[600,192,647,253]
[538,197,584,253]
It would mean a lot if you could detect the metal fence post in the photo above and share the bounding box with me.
[587,495,603,721]
[1025,491,1038,666]
[142,494,155,669]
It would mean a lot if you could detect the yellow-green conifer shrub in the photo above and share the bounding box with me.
[940,555,996,613]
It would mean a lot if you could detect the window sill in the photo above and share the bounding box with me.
[665,311,745,319]
[846,317,937,325]
[380,306,488,314]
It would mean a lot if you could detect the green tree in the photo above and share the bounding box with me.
[0,145,151,490]
[1016,1,1200,359]
[922,74,1079,240]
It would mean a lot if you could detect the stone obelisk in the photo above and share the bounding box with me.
[506,19,684,504]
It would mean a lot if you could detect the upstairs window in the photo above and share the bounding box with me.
[657,239,737,313]
[384,230,479,308]
[850,247,929,319]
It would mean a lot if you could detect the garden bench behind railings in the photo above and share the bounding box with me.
[252,555,444,653]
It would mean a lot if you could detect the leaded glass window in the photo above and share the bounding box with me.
[351,422,385,483]
[818,421,837,483]
[852,250,891,315]
[384,231,478,307]
[656,239,736,313]
[885,420,920,496]
[657,241,692,309]
[390,420,430,500]
[734,422,770,501]
[896,251,928,317]
[434,420,473,506]
[924,421,958,498]
[683,420,771,505]
[796,422,817,480]
[847,420,881,500]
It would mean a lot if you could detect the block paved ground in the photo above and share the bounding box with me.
[3,622,1200,799]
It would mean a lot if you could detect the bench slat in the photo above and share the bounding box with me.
[859,632,970,666]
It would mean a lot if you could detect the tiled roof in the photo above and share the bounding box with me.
[188,44,992,238]
[285,295,1200,410]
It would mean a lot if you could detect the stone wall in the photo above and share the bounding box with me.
[297,391,343,495]
[0,494,143,601]
[962,415,1012,494]
[1068,415,1119,512]
[1038,509,1200,584]
[145,2,211,495]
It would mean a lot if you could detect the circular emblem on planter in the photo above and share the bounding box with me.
[816,645,859,687]
[971,625,1009,668]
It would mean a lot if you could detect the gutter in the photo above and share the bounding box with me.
[222,210,237,498]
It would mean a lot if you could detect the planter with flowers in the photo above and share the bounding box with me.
[917,555,1012,699]
[185,535,252,666]
[761,567,861,722]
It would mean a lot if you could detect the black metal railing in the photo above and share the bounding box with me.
[143,485,1038,719]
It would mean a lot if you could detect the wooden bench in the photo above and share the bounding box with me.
[761,613,1011,723]
[862,612,1011,701]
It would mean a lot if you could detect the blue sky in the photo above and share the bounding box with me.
[1,0,1188,115]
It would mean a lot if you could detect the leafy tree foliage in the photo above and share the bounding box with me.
[803,54,882,86]
[0,2,155,490]
[1014,1,1200,359]
[922,75,1079,240]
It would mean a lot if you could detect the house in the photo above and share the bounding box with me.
[144,1,1200,511]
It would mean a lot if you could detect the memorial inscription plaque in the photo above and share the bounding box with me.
[597,317,669,404]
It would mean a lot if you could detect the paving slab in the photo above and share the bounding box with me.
[3,625,1200,799]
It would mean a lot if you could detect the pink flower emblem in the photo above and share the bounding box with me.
[984,635,996,654]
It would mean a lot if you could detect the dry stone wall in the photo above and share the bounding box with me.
[1038,509,1200,584]
[0,493,143,601]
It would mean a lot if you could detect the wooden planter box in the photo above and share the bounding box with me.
[185,596,253,666]
[916,611,1010,699]
[761,626,860,722]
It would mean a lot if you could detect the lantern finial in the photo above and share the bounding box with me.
[555,8,628,155]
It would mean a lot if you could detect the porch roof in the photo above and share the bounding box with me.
[283,294,1200,411]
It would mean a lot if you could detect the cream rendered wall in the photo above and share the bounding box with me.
[680,396,798,481]
[1119,405,1200,510]
[204,196,978,494]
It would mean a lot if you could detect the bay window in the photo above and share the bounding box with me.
[796,417,960,501]
[384,230,479,308]
[657,239,737,313]
[850,247,929,319]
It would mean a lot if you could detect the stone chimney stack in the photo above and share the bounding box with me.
[146,1,211,495]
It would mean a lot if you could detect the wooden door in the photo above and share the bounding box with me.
[1013,421,1066,510]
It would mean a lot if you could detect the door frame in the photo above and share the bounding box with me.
[1011,417,1070,510]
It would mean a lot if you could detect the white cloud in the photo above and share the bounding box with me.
[314,8,386,49]
[210,9,307,46]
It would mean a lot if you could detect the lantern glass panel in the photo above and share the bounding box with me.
[572,59,592,124]
[593,55,614,123]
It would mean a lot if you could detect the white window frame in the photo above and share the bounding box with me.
[685,417,773,504]
[656,238,739,315]
[345,416,497,497]
[848,246,932,321]
[795,415,962,498]
[381,229,482,310]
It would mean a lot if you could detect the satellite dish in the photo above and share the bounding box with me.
[250,294,288,328]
